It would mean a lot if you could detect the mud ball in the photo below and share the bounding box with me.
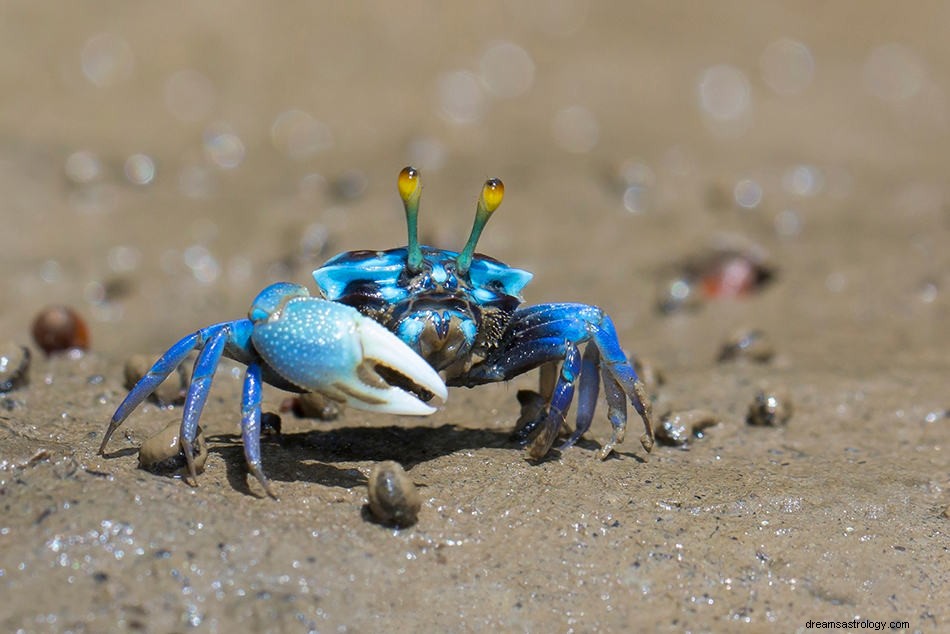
[31,305,90,354]
[746,389,793,427]
[366,461,421,528]
[0,341,30,392]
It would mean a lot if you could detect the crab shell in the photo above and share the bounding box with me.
[314,246,533,377]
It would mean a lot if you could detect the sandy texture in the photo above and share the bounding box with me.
[1,2,947,632]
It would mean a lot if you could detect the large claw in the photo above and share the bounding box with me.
[250,292,447,415]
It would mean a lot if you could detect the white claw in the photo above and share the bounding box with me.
[356,315,448,411]
[251,297,447,416]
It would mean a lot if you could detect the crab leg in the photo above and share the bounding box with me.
[560,343,601,451]
[599,364,630,458]
[523,340,581,459]
[239,362,275,497]
[103,332,197,448]
[179,324,230,483]
[450,302,654,458]
[98,322,238,454]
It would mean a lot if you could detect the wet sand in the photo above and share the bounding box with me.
[1,2,947,631]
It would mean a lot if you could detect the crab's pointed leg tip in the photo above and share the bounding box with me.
[358,318,447,403]
[97,421,119,454]
[246,464,279,499]
[640,433,654,453]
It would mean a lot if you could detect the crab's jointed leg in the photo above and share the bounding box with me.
[449,302,654,459]
[99,320,250,457]
[240,362,268,495]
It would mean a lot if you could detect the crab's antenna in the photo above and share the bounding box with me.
[398,166,424,272]
[456,177,504,276]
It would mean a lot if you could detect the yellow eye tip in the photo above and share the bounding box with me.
[480,177,505,213]
[398,166,421,202]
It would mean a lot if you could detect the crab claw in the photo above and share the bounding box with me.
[250,287,447,414]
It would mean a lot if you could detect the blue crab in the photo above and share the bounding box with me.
[99,167,655,497]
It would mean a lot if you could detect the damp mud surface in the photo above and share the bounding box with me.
[1,3,948,632]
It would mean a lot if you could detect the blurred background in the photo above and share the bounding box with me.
[0,0,946,364]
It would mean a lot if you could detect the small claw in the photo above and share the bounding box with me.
[251,297,447,416]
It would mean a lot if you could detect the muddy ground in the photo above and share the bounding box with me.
[0,2,948,632]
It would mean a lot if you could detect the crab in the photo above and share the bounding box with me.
[99,167,655,497]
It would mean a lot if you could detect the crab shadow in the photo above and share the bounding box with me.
[205,422,581,496]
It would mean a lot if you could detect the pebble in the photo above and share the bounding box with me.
[0,341,30,392]
[31,306,90,354]
[746,389,793,427]
[367,461,421,528]
[717,328,775,363]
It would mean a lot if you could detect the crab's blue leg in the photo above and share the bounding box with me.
[239,361,276,498]
[111,332,198,423]
[594,312,650,419]
[598,363,629,458]
[519,341,581,458]
[180,324,232,484]
[560,343,600,450]
[452,302,654,457]
[98,322,242,454]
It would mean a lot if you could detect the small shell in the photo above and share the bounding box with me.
[367,461,421,528]
[746,389,793,427]
[31,306,90,354]
[717,328,775,363]
[138,421,207,475]
[0,341,30,393]
[283,392,341,420]
[124,354,189,406]
[655,409,720,447]
[696,251,774,299]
